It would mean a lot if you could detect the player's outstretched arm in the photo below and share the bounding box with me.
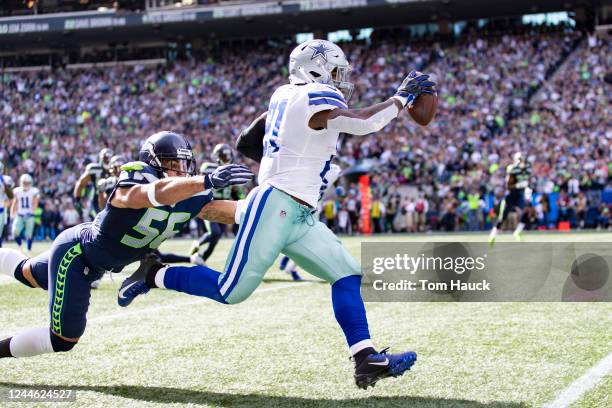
[309,71,435,135]
[73,173,90,199]
[111,165,253,209]
[198,200,238,225]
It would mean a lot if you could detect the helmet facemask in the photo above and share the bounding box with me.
[143,142,196,178]
[330,65,354,101]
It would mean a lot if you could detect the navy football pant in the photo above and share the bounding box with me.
[30,226,103,339]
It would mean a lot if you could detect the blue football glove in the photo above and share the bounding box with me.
[204,164,254,190]
[394,70,436,107]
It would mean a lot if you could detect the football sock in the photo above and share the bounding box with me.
[0,338,12,358]
[15,236,22,247]
[153,265,227,304]
[0,248,27,280]
[331,275,373,357]
[26,238,33,251]
[5,327,54,358]
[515,222,525,235]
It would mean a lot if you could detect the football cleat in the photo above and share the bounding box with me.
[189,240,199,256]
[353,348,417,390]
[190,253,206,266]
[513,230,523,242]
[117,253,163,307]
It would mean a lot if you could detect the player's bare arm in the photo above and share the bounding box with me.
[3,182,13,200]
[198,200,238,225]
[112,163,253,210]
[73,173,91,199]
[10,193,16,217]
[112,176,209,209]
[98,191,107,212]
[309,71,436,134]
[506,174,516,189]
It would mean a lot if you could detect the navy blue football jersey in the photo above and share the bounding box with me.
[80,162,213,272]
[85,162,108,214]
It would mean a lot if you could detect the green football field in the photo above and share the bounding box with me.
[1,232,611,408]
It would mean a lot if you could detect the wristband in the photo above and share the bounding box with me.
[203,175,214,190]
[234,199,245,224]
[392,95,408,107]
[146,183,163,207]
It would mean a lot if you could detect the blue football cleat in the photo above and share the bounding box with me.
[117,253,163,307]
[353,348,417,389]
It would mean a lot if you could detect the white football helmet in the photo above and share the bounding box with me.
[512,152,523,164]
[20,174,33,189]
[289,39,354,100]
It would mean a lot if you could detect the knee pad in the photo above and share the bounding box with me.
[0,248,27,278]
[50,332,78,353]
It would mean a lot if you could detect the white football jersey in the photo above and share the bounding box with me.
[258,82,347,207]
[13,186,39,216]
[0,175,14,209]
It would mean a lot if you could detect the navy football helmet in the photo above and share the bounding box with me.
[139,131,196,177]
[212,143,233,165]
[99,148,113,170]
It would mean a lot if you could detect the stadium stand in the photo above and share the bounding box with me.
[1,19,610,237]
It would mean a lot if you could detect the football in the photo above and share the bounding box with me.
[408,92,438,126]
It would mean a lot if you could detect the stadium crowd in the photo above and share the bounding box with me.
[1,22,610,239]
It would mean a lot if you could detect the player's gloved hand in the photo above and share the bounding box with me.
[394,70,436,107]
[204,164,254,190]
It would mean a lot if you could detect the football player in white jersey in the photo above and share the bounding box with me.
[0,163,15,248]
[11,174,40,255]
[120,39,435,389]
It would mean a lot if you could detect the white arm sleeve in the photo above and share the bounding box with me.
[326,102,401,136]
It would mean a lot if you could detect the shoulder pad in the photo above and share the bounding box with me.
[118,161,159,187]
[86,163,102,174]
[120,162,146,172]
[304,83,347,110]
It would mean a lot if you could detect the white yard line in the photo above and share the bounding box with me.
[542,351,612,408]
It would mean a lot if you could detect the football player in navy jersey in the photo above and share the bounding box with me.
[74,147,113,219]
[97,154,205,267]
[0,131,252,360]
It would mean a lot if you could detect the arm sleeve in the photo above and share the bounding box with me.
[326,102,400,136]
[236,113,266,163]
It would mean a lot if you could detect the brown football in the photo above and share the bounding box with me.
[408,93,438,126]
